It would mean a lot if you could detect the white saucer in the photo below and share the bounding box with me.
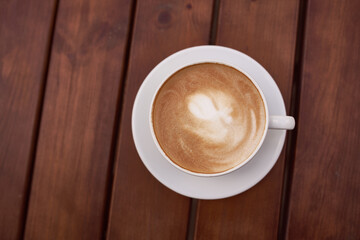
[132,46,286,199]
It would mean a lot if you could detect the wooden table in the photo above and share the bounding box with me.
[1,0,359,239]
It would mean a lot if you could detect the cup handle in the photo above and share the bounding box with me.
[269,115,295,130]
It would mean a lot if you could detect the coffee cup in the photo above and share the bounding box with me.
[147,46,295,177]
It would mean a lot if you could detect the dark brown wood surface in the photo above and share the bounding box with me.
[0,0,359,239]
[106,0,214,239]
[195,0,299,239]
[0,0,57,239]
[286,0,360,239]
[23,0,132,239]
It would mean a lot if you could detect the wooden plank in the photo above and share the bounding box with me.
[195,0,299,239]
[106,0,214,239]
[24,0,133,239]
[286,0,360,238]
[0,0,57,239]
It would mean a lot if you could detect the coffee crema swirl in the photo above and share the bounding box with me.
[152,63,266,174]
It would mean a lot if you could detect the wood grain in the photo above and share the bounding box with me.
[0,0,57,238]
[106,0,214,239]
[195,0,299,239]
[286,0,360,239]
[24,0,133,239]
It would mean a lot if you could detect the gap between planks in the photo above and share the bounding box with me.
[101,0,139,239]
[277,0,308,239]
[20,0,61,238]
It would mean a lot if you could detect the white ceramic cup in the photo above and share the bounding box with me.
[148,46,295,177]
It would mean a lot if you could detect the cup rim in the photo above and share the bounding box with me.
[149,52,269,177]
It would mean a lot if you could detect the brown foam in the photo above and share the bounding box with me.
[152,63,266,174]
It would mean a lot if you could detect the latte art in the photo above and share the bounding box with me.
[152,63,266,174]
[185,91,254,146]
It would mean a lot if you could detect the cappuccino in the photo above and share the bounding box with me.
[152,63,266,174]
